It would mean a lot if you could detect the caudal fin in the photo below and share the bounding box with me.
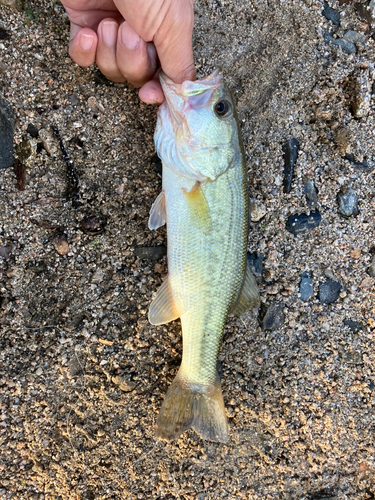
[155,373,228,442]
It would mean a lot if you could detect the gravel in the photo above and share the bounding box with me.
[1,0,375,499]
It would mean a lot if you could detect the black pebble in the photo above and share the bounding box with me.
[0,98,14,170]
[26,123,39,138]
[261,301,285,331]
[303,176,318,208]
[134,246,167,261]
[322,2,341,25]
[0,27,10,40]
[286,210,321,235]
[337,187,359,217]
[282,138,299,194]
[300,271,313,302]
[247,252,263,280]
[324,31,356,55]
[318,278,342,305]
[344,153,369,171]
[80,215,107,235]
[343,318,363,333]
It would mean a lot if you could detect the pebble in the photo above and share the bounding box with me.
[299,271,314,302]
[38,128,58,156]
[367,256,375,277]
[0,98,14,169]
[247,252,263,279]
[80,215,106,235]
[249,199,267,222]
[286,210,321,235]
[52,233,69,256]
[343,30,365,45]
[318,278,342,305]
[322,2,340,24]
[134,246,167,261]
[261,301,285,331]
[35,367,43,377]
[87,96,105,113]
[344,153,369,171]
[351,69,372,119]
[26,260,46,273]
[282,138,299,194]
[0,246,11,258]
[69,94,79,106]
[91,268,105,284]
[337,187,359,217]
[343,318,364,333]
[0,27,10,40]
[26,123,39,138]
[112,375,135,392]
[302,176,318,208]
[324,31,356,55]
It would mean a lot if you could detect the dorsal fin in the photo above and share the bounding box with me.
[230,262,260,317]
[148,276,180,325]
[149,191,166,230]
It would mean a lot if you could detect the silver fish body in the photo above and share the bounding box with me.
[148,70,259,442]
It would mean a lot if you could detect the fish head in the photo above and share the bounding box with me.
[155,70,240,182]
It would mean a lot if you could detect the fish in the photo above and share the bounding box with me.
[148,70,260,443]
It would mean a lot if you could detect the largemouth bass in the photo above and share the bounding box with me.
[148,70,260,442]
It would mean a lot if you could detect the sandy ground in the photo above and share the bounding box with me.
[0,0,375,498]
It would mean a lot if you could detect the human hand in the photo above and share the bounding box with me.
[60,0,196,104]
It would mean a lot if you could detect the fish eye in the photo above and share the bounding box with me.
[214,100,231,118]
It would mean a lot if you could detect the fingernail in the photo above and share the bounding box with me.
[80,33,94,51]
[121,26,140,50]
[102,21,117,46]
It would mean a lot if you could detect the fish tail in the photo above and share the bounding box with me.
[155,372,228,442]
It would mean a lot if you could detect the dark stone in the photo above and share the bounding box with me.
[151,154,162,175]
[302,176,318,208]
[69,94,79,106]
[368,381,375,390]
[26,260,47,274]
[337,187,359,217]
[26,123,39,138]
[0,27,10,40]
[134,246,167,260]
[80,215,107,235]
[343,318,363,333]
[343,30,365,44]
[0,246,11,258]
[247,252,263,279]
[355,2,374,23]
[261,301,285,331]
[318,278,342,304]
[0,98,14,169]
[94,70,113,86]
[286,210,321,235]
[322,2,341,24]
[300,271,313,302]
[343,153,369,171]
[324,31,356,55]
[282,138,299,194]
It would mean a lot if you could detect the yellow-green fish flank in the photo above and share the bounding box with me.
[148,70,260,442]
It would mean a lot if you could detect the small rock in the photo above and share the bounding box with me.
[341,349,363,365]
[324,31,356,54]
[282,138,299,194]
[0,246,11,258]
[69,94,79,106]
[318,278,342,304]
[135,246,167,261]
[154,263,165,274]
[26,123,39,138]
[367,256,375,277]
[87,96,105,113]
[343,30,365,44]
[322,2,341,24]
[91,268,104,284]
[112,375,135,392]
[261,301,285,331]
[80,215,106,235]
[343,153,369,171]
[247,252,263,279]
[52,233,69,256]
[300,271,314,301]
[38,128,58,155]
[35,367,43,377]
[302,176,318,208]
[351,69,372,119]
[0,98,14,170]
[343,318,364,333]
[26,260,46,273]
[250,199,267,222]
[68,356,85,377]
[286,210,321,235]
[337,187,359,217]
[334,127,352,155]
[0,27,10,40]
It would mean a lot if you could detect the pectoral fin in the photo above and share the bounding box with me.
[149,191,166,230]
[149,276,180,325]
[230,262,260,316]
[183,182,210,232]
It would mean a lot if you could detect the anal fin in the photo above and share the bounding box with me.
[148,191,166,230]
[230,262,260,317]
[149,276,180,325]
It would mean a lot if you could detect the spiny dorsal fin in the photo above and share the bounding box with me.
[148,191,166,230]
[230,262,260,317]
[148,276,180,325]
